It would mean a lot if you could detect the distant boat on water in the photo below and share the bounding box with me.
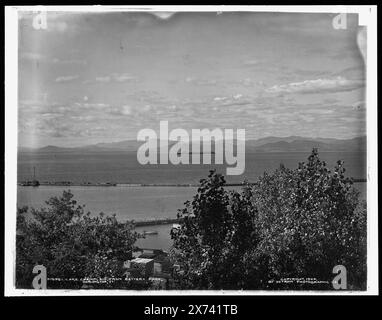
[20,166,40,186]
[20,180,40,187]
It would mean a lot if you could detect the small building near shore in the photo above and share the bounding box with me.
[125,257,154,278]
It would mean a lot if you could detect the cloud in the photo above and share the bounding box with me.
[85,73,138,84]
[266,77,364,94]
[52,58,87,65]
[241,78,255,87]
[45,13,83,34]
[20,52,46,61]
[212,94,246,104]
[20,52,87,66]
[184,77,217,86]
[213,96,228,102]
[185,77,195,83]
[121,106,132,115]
[197,79,217,86]
[298,115,315,123]
[19,99,49,107]
[55,75,80,83]
[75,102,110,109]
[108,105,133,116]
[306,109,334,115]
[48,20,69,33]
[340,116,359,123]
[111,73,137,82]
[149,12,176,20]
[335,66,365,81]
[242,59,259,66]
[210,94,252,111]
[95,76,111,83]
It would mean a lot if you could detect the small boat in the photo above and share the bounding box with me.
[20,180,40,187]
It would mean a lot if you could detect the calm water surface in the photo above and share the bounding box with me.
[18,151,366,184]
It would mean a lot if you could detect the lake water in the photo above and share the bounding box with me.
[17,185,196,221]
[17,151,367,250]
[18,151,366,184]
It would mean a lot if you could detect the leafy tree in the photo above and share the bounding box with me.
[170,149,367,290]
[170,171,261,289]
[251,149,366,289]
[16,190,138,289]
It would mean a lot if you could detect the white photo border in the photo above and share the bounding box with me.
[4,5,378,296]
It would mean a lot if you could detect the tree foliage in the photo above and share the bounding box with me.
[170,149,367,290]
[16,190,138,289]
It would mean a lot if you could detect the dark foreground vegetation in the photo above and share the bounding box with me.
[16,149,366,290]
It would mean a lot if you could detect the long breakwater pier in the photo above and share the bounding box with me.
[132,217,180,227]
[18,178,367,188]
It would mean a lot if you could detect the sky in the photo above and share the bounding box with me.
[18,11,366,148]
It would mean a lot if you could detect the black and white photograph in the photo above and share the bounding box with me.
[4,6,378,295]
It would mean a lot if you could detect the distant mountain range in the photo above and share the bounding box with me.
[246,136,366,152]
[19,136,366,153]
